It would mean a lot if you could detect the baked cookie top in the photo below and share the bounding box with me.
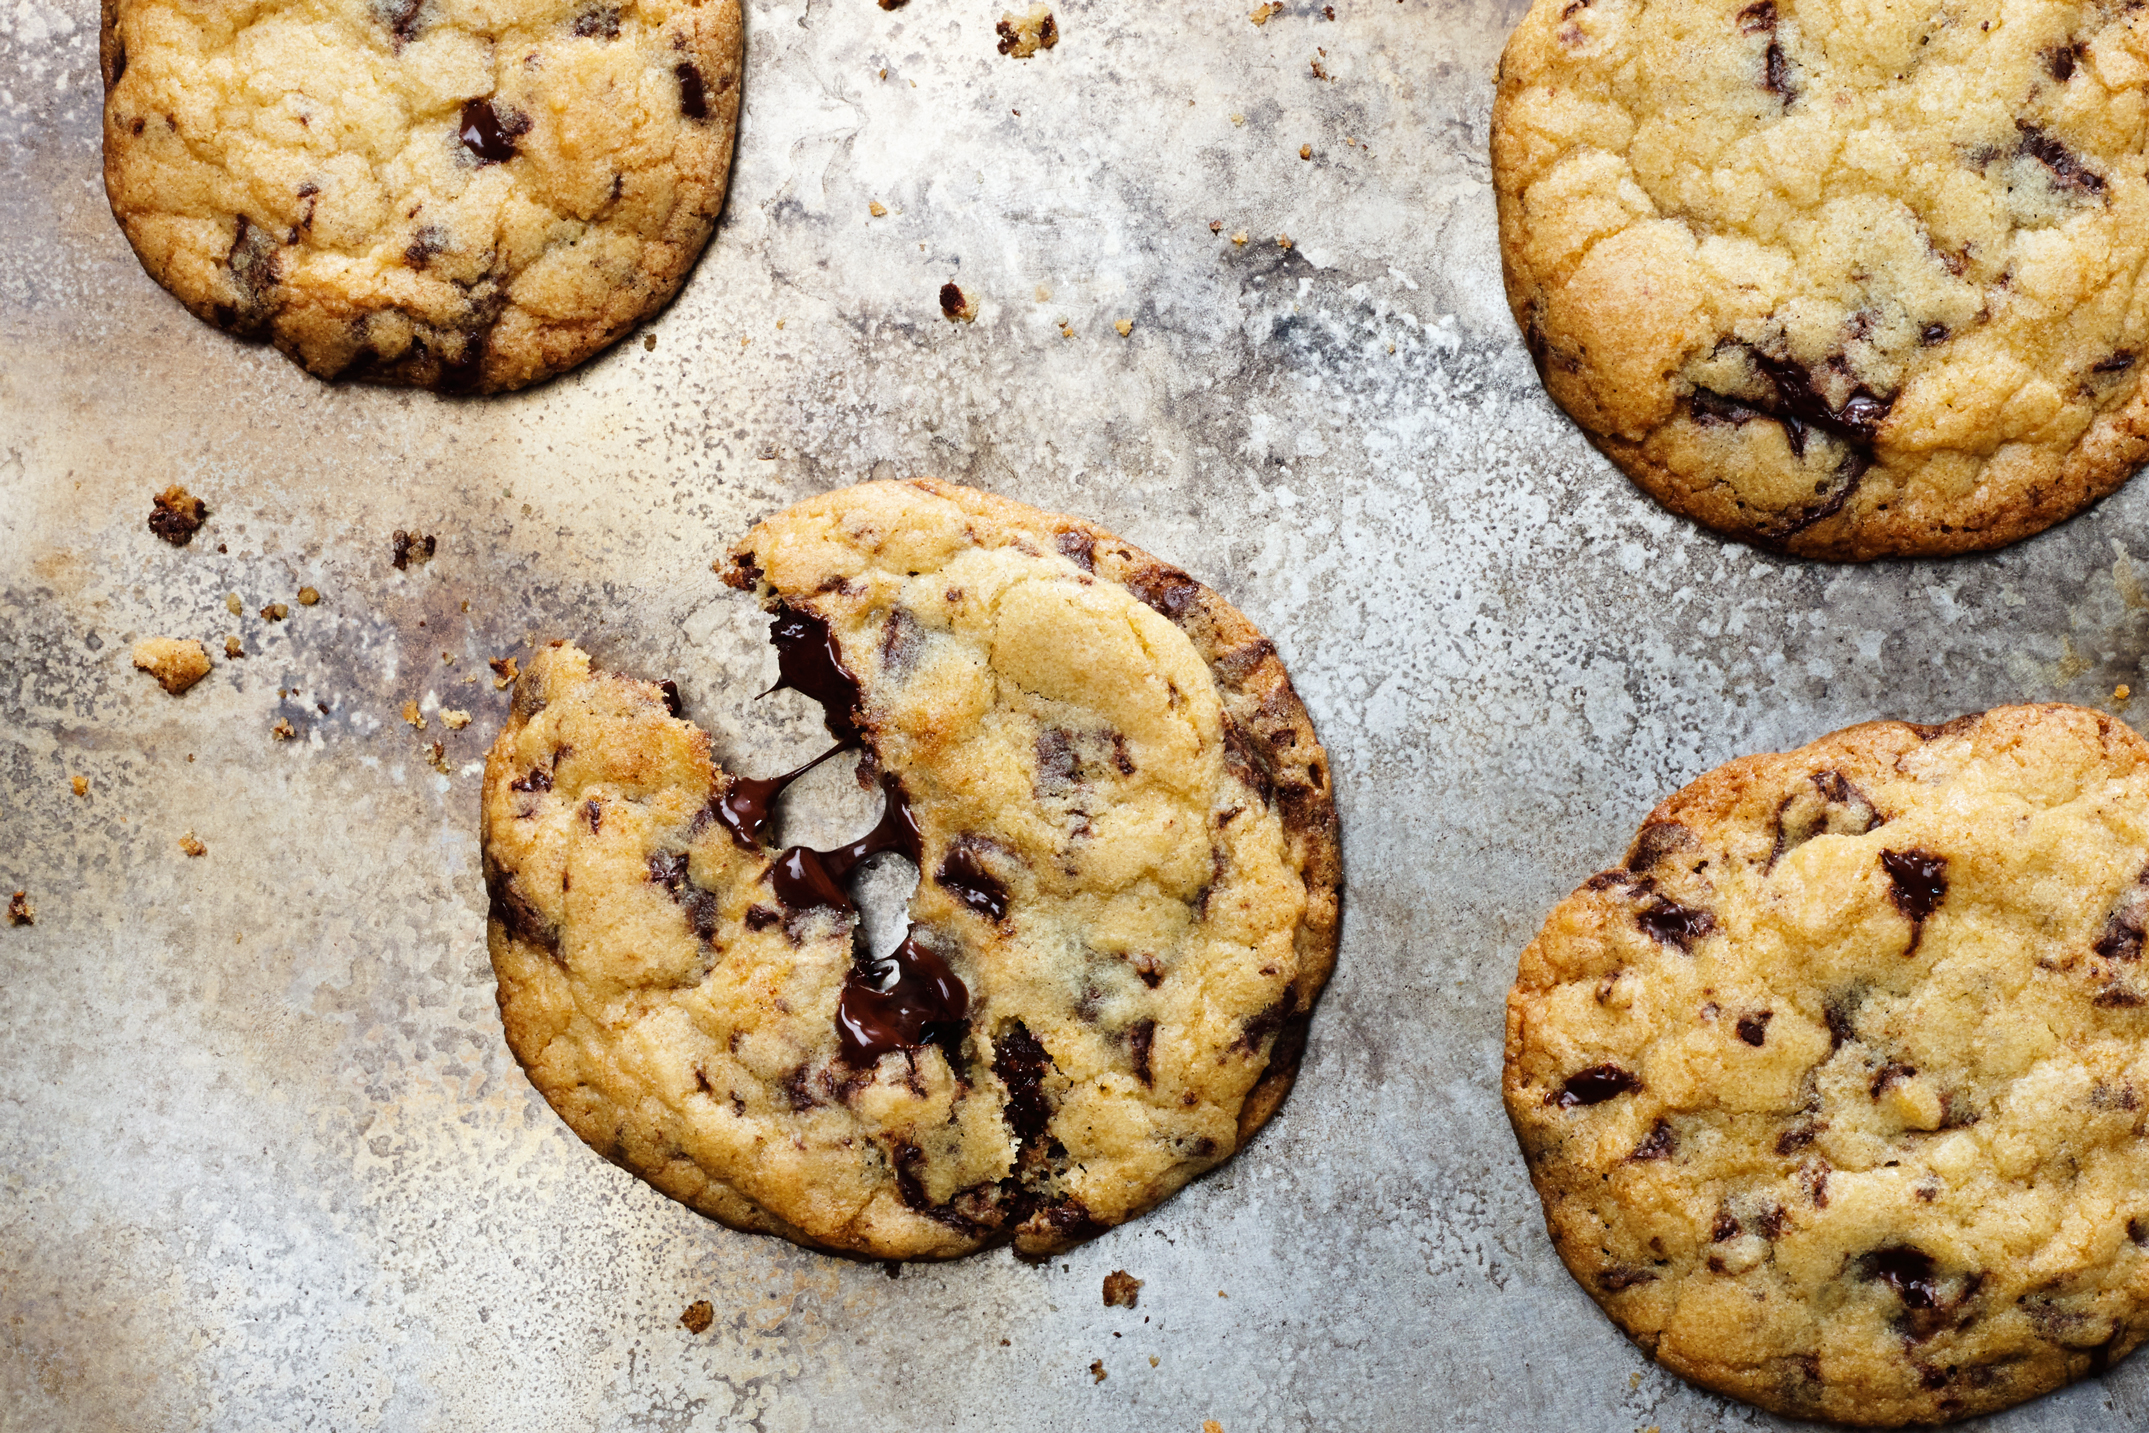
[101,0,741,393]
[1505,705,2149,1424]
[481,479,1340,1259]
[1493,0,2149,559]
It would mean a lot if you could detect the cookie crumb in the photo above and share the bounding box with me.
[1059,320,1075,338]
[1205,1422,1225,1433]
[996,5,1058,56]
[878,0,907,8]
[2117,684,2132,702]
[940,283,978,322]
[1000,1338,1011,1346]
[178,832,207,857]
[1115,319,1133,336]
[1231,113,1245,125]
[491,656,520,689]
[225,593,243,615]
[644,334,657,351]
[680,1300,714,1333]
[1148,1356,1159,1367]
[1299,143,1312,159]
[1231,231,1249,245]
[1250,2,1280,23]
[132,638,212,695]
[401,699,427,731]
[441,708,473,730]
[71,776,88,797]
[1209,220,1223,232]
[297,587,320,606]
[148,484,208,546]
[391,530,437,570]
[1089,1359,1105,1383]
[1102,1270,1142,1307]
[6,891,32,926]
[1277,234,1293,249]
[260,602,289,621]
[224,636,244,659]
[426,741,449,773]
[1035,284,1052,301]
[869,200,888,217]
[271,718,296,741]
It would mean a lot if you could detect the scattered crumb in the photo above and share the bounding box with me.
[401,700,427,731]
[391,530,437,570]
[442,651,457,665]
[297,587,320,606]
[1310,56,1328,79]
[225,593,243,615]
[224,636,244,659]
[1205,1422,1225,1433]
[1115,318,1133,337]
[7,891,32,926]
[148,484,208,546]
[996,5,1058,56]
[260,602,289,621]
[877,0,906,9]
[426,741,449,773]
[491,656,519,689]
[1148,1356,1158,1367]
[869,200,888,217]
[1230,113,1245,125]
[1089,1360,1105,1383]
[1035,284,1052,301]
[1250,2,1280,23]
[271,718,296,741]
[644,333,657,351]
[132,638,212,696]
[940,283,978,323]
[71,776,88,797]
[740,335,751,348]
[777,319,786,329]
[1325,3,1334,13]
[1277,234,1293,248]
[1231,230,1249,245]
[2117,684,2132,702]
[179,832,207,857]
[441,709,472,730]
[1209,220,1223,232]
[1059,321,1075,338]
[680,1300,714,1333]
[1299,143,1312,159]
[1217,1289,1227,1297]
[1102,1270,1142,1308]
[1000,1338,1011,1346]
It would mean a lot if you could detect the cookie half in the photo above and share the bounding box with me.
[1493,0,2149,559]
[1505,706,2149,1424]
[481,478,1341,1258]
[101,0,742,392]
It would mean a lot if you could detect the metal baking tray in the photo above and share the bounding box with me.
[4,0,2145,1426]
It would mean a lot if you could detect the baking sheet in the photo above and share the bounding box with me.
[4,0,2149,1427]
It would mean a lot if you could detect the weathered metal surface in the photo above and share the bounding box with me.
[4,0,2148,1427]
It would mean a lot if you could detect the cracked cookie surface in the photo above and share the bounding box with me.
[1494,0,2149,558]
[101,0,741,392]
[1506,705,2149,1423]
[481,478,1340,1258]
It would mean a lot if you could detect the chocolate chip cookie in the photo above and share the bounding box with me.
[1506,705,2149,1423]
[481,478,1340,1258]
[1494,0,2149,559]
[101,0,741,393]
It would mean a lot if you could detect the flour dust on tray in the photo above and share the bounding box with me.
[1505,705,2149,1424]
[480,478,1340,1258]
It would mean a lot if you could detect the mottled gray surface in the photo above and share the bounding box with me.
[4,0,2149,1428]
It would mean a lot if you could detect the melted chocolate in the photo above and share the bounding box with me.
[459,97,520,164]
[1882,848,1948,925]
[676,62,708,120]
[1552,1063,1641,1107]
[937,840,1010,921]
[766,602,866,743]
[992,1020,1054,1139]
[713,743,848,851]
[1860,1246,1941,1309]
[769,844,852,912]
[837,928,969,1065]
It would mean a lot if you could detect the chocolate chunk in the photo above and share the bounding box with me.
[939,283,969,320]
[1637,895,1714,951]
[1736,1011,1772,1046]
[1881,848,1948,928]
[1598,1265,1657,1292]
[937,838,1011,921]
[658,680,684,717]
[403,225,447,268]
[509,764,553,793]
[571,4,619,37]
[1626,820,1692,873]
[766,602,866,744]
[1859,1246,1940,1309]
[2017,122,2106,195]
[1763,40,1796,104]
[1771,768,1882,866]
[1551,1063,1641,1107]
[744,903,780,931]
[1127,1018,1156,1085]
[1734,0,1774,31]
[487,871,557,951]
[1125,566,1203,623]
[1921,323,1948,345]
[676,62,708,120]
[1775,1121,1820,1155]
[648,851,689,893]
[1712,1210,1741,1242]
[2093,352,2137,375]
[382,0,424,44]
[836,927,970,1066]
[992,1020,1054,1140]
[2046,41,2085,82]
[1823,987,1863,1049]
[148,484,208,545]
[1054,529,1096,570]
[458,97,524,165]
[1870,1060,1916,1098]
[1629,1120,1677,1160]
